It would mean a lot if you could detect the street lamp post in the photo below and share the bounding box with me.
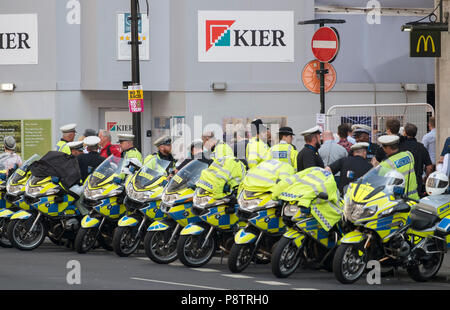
[130,0,142,151]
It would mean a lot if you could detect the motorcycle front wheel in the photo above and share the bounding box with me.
[177,233,217,268]
[7,218,46,251]
[144,230,178,264]
[333,244,367,284]
[271,237,303,278]
[113,226,141,257]
[74,227,98,254]
[0,218,12,248]
[228,243,255,273]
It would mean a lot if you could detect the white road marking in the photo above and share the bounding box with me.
[191,268,220,272]
[293,288,319,290]
[221,274,253,279]
[255,281,290,286]
[136,257,149,261]
[131,277,226,290]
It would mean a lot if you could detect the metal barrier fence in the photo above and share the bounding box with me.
[325,103,435,142]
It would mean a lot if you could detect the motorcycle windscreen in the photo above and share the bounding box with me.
[134,157,171,189]
[352,165,405,199]
[88,155,125,188]
[165,160,209,194]
[7,154,41,185]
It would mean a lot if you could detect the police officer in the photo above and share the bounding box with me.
[378,135,419,200]
[67,141,84,157]
[144,135,176,173]
[203,131,234,160]
[352,124,380,164]
[296,126,324,172]
[56,123,77,155]
[77,136,105,183]
[118,134,143,163]
[265,127,298,170]
[246,119,269,169]
[326,142,373,195]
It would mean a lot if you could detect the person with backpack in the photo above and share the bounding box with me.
[98,129,121,158]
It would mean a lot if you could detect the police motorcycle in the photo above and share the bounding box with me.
[227,188,286,273]
[144,160,208,264]
[176,183,246,268]
[7,154,82,251]
[75,155,141,254]
[0,153,21,247]
[333,166,449,284]
[112,156,171,257]
[270,168,348,278]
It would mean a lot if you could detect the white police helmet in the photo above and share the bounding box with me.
[425,172,449,196]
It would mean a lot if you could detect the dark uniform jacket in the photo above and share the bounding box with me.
[329,155,373,194]
[399,137,432,193]
[297,144,325,172]
[77,152,105,183]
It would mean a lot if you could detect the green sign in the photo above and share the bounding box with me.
[0,119,52,160]
[410,30,441,57]
[23,120,52,159]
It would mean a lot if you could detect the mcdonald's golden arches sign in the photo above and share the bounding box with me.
[410,30,441,57]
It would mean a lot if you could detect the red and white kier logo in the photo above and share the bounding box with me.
[198,11,294,62]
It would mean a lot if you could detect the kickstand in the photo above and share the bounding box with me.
[220,250,224,265]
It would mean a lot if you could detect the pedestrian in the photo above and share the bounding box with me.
[56,123,77,155]
[378,135,419,200]
[319,130,348,167]
[118,134,142,163]
[400,123,433,197]
[246,119,269,169]
[98,130,121,158]
[347,124,356,145]
[337,124,353,153]
[352,124,380,165]
[2,136,22,173]
[296,126,324,171]
[77,136,105,183]
[373,119,403,164]
[326,142,372,195]
[422,116,436,166]
[439,136,450,165]
[265,127,298,170]
[67,141,84,157]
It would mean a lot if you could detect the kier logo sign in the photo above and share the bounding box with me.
[199,11,294,62]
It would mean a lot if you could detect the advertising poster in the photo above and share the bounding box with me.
[117,13,150,61]
[105,111,133,144]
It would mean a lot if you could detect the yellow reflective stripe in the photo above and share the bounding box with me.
[246,173,276,184]
[311,205,332,230]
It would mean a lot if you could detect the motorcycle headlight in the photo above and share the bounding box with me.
[193,195,211,209]
[359,205,378,219]
[344,196,377,222]
[26,184,60,197]
[283,205,299,217]
[84,186,121,200]
[126,182,155,202]
[161,192,180,206]
[6,183,23,195]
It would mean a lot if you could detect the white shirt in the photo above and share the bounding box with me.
[422,128,436,165]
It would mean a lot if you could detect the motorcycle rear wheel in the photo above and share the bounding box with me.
[113,226,141,257]
[271,237,303,278]
[7,218,46,251]
[333,244,367,284]
[407,240,444,282]
[177,233,217,268]
[144,230,178,264]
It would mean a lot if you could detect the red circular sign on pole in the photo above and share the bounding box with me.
[311,27,340,63]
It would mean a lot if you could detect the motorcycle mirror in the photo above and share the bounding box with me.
[51,176,60,184]
[113,176,122,185]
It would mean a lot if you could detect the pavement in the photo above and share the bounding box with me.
[1,239,450,290]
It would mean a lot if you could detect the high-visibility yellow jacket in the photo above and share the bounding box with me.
[273,167,342,231]
[55,140,71,155]
[212,141,234,160]
[239,159,296,194]
[196,156,246,199]
[379,151,419,200]
[246,137,269,169]
[122,147,143,164]
[264,141,298,170]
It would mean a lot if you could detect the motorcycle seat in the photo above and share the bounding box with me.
[410,209,440,231]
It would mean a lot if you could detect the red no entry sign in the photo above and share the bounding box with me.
[311,27,340,63]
